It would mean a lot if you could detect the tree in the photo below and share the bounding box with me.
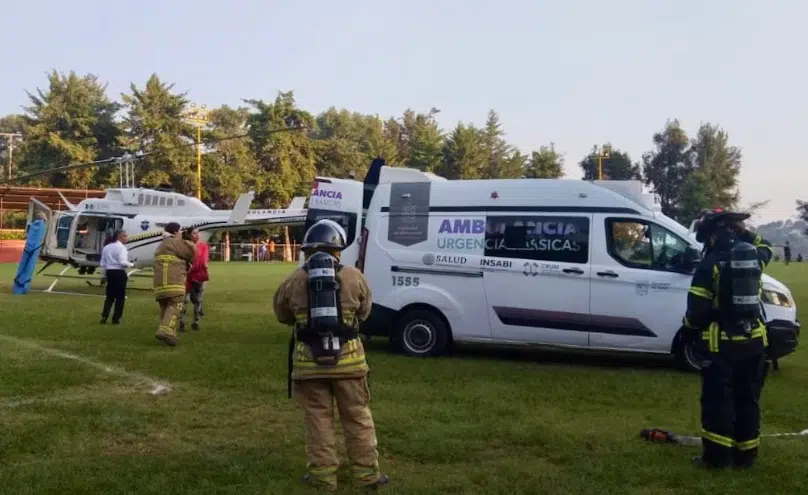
[200,105,256,207]
[310,108,399,179]
[399,108,443,173]
[311,107,370,179]
[245,91,316,208]
[677,170,713,225]
[481,109,520,178]
[641,119,694,222]
[579,144,641,180]
[0,68,765,233]
[689,122,742,209]
[119,73,195,191]
[16,70,121,188]
[797,200,808,234]
[523,144,565,179]
[437,122,487,179]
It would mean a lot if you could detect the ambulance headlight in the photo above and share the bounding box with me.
[760,289,793,308]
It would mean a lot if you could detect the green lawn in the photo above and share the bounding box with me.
[0,261,805,494]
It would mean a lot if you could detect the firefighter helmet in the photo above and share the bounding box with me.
[301,219,348,252]
[694,207,750,243]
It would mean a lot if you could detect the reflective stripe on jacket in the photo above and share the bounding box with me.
[274,265,373,380]
[683,232,773,353]
[153,236,196,300]
[290,310,369,380]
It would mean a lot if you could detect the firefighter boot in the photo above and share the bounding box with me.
[692,456,731,470]
[364,473,390,490]
[301,473,338,492]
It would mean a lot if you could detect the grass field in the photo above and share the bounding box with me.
[0,261,806,494]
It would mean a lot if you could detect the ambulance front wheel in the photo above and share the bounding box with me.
[393,308,450,357]
[674,336,703,373]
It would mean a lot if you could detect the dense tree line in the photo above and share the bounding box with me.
[0,70,754,225]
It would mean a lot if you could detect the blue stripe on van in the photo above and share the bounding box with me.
[380,206,640,214]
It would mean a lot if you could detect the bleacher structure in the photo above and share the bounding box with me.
[0,185,106,213]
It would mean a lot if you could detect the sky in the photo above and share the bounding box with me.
[2,0,806,226]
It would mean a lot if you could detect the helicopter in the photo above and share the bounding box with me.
[9,128,315,294]
[11,127,389,296]
[26,182,308,280]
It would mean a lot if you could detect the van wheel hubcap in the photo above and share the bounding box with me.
[403,321,435,353]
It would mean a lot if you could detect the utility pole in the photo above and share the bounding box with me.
[590,145,610,180]
[0,132,23,180]
[182,103,209,199]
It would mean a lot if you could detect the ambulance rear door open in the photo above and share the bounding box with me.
[301,178,365,265]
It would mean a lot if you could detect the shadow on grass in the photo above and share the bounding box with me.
[363,337,685,374]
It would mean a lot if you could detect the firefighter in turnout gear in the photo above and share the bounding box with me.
[683,207,774,469]
[153,222,197,346]
[273,219,389,492]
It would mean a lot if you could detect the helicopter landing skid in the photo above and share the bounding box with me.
[35,266,151,297]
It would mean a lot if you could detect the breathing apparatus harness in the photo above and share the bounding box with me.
[696,209,764,339]
[287,251,359,398]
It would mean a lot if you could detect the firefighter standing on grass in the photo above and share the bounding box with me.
[153,222,197,347]
[683,207,773,469]
[272,219,389,492]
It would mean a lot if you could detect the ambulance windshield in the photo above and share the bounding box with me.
[303,208,358,246]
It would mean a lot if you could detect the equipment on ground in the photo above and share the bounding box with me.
[640,427,808,446]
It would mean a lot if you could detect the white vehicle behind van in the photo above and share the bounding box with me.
[300,161,800,372]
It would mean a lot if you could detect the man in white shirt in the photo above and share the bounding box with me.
[100,230,134,324]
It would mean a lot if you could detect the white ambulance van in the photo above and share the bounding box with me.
[346,165,800,372]
[299,177,365,263]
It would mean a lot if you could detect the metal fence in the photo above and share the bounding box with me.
[209,242,300,262]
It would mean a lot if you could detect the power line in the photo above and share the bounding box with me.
[0,126,306,187]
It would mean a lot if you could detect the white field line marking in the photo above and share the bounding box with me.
[0,334,172,401]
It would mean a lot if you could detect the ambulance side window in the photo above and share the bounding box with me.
[606,218,689,271]
[484,215,590,264]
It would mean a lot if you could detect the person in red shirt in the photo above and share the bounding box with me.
[179,228,209,332]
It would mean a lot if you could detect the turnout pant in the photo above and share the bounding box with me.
[101,269,128,322]
[156,295,185,339]
[293,377,381,490]
[700,350,767,468]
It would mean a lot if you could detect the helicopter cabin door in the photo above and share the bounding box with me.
[70,214,126,264]
[26,198,51,228]
[26,198,76,261]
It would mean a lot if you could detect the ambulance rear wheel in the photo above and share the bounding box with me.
[394,308,450,357]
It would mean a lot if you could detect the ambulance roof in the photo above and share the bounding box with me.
[375,173,657,215]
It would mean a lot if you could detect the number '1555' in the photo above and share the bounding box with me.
[392,275,420,287]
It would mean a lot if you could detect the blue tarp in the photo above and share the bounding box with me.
[12,219,46,295]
